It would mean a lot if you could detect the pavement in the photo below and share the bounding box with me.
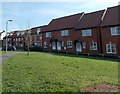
[0,52,22,64]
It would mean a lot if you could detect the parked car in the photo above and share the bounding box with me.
[1,46,16,51]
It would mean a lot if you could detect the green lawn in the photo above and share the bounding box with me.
[2,52,119,92]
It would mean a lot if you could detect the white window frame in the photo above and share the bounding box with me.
[39,42,42,47]
[106,44,116,54]
[82,42,86,48]
[17,33,20,36]
[62,41,64,46]
[61,30,69,36]
[19,38,21,41]
[44,41,47,48]
[67,41,73,48]
[90,42,97,50]
[40,36,42,40]
[111,26,120,35]
[10,33,13,36]
[28,30,31,34]
[46,32,51,37]
[82,29,92,36]
[34,37,37,41]
[21,32,24,35]
[37,28,41,34]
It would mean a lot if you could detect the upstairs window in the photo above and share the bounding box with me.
[111,26,120,35]
[17,33,20,36]
[46,32,51,37]
[7,34,9,36]
[28,30,31,34]
[61,30,69,36]
[90,42,97,50]
[10,33,13,36]
[82,29,92,36]
[106,44,116,54]
[37,28,41,34]
[21,32,24,35]
[67,41,72,48]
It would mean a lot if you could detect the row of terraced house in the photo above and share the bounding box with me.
[2,5,120,57]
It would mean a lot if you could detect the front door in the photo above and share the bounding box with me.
[76,43,82,52]
[57,41,61,50]
[52,42,56,50]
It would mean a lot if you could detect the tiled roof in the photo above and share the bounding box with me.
[42,13,84,32]
[101,5,120,27]
[75,10,105,30]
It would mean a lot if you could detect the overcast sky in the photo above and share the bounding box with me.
[1,0,120,32]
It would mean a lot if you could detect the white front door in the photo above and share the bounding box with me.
[52,42,56,50]
[76,43,82,52]
[57,41,61,50]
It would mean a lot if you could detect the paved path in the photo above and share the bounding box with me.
[0,52,22,64]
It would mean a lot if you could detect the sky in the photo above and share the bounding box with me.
[1,0,120,32]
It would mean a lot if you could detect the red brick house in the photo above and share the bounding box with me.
[42,13,84,52]
[101,5,120,57]
[75,10,105,54]
[30,25,47,48]
[11,30,26,48]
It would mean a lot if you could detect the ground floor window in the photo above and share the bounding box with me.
[44,41,47,48]
[62,41,64,46]
[82,42,86,48]
[90,42,97,50]
[67,41,72,48]
[106,44,116,54]
[52,42,56,50]
[38,42,42,47]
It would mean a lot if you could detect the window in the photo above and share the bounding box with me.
[28,30,31,34]
[19,38,21,41]
[16,38,18,41]
[111,26,120,35]
[34,43,38,46]
[37,42,42,47]
[30,37,32,41]
[17,33,20,36]
[7,34,9,36]
[106,44,116,54]
[82,29,92,36]
[21,44,23,47]
[82,42,86,48]
[39,42,42,47]
[34,37,37,41]
[90,42,97,50]
[62,41,64,46]
[10,33,13,36]
[44,41,47,48]
[40,36,42,40]
[37,28,41,34]
[67,41,72,48]
[21,32,24,35]
[46,32,51,37]
[61,30,69,36]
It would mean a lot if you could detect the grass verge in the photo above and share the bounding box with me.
[2,52,119,92]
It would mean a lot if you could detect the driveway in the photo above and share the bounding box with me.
[0,52,22,64]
